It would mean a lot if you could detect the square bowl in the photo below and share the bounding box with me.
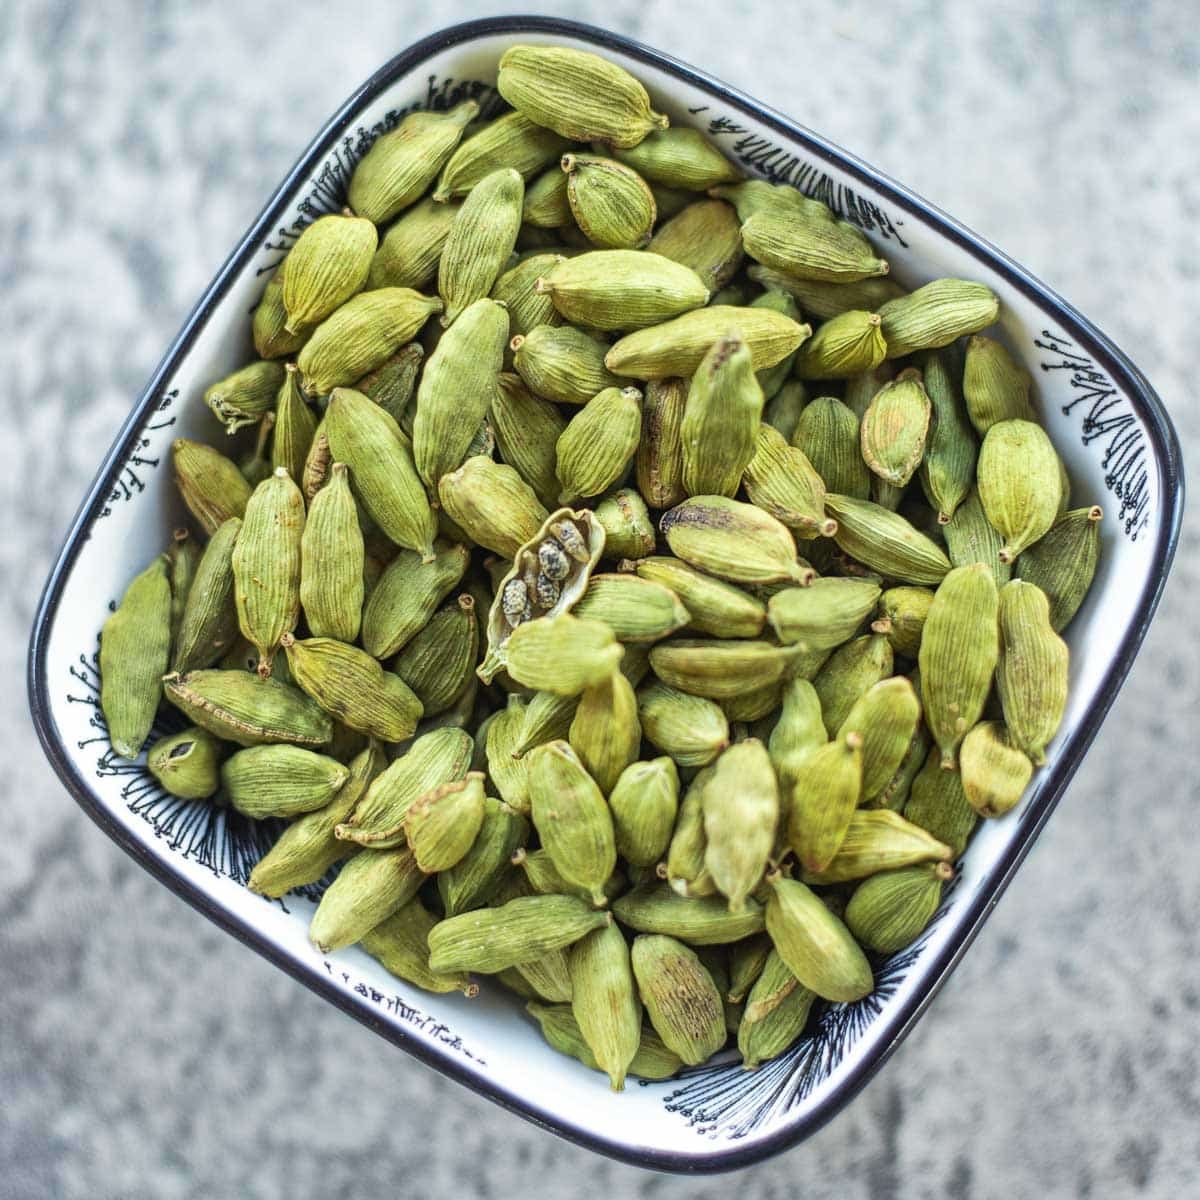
[28,15,1184,1173]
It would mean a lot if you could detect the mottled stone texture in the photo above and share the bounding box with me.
[2,1,1197,1197]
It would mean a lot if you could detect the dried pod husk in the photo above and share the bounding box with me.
[437,168,524,327]
[877,278,1000,359]
[635,378,688,509]
[561,153,656,249]
[574,573,689,643]
[556,386,643,503]
[172,439,252,535]
[163,669,332,748]
[764,875,873,1003]
[962,334,1035,435]
[977,419,1064,563]
[919,347,977,523]
[742,206,889,282]
[680,333,763,498]
[340,727,474,846]
[996,580,1069,766]
[614,127,740,189]
[282,212,377,332]
[877,586,935,659]
[645,199,744,293]
[403,772,487,873]
[388,592,476,716]
[786,731,863,872]
[1014,505,1102,631]
[609,756,680,867]
[903,747,977,857]
[511,324,621,406]
[635,557,765,639]
[413,297,509,487]
[568,670,642,795]
[348,101,477,223]
[297,289,442,394]
[282,634,422,742]
[606,304,809,380]
[800,809,953,884]
[661,495,810,585]
[497,44,669,149]
[746,262,905,320]
[361,541,469,659]
[146,726,223,799]
[959,720,1033,818]
[299,463,363,643]
[253,264,311,360]
[478,508,607,684]
[703,740,779,912]
[737,949,817,1070]
[614,884,765,945]
[593,488,657,560]
[767,677,828,791]
[767,577,881,652]
[172,518,242,672]
[231,468,304,676]
[860,369,932,488]
[324,387,437,561]
[522,166,574,227]
[308,844,426,953]
[845,861,952,954]
[221,744,349,819]
[636,681,729,769]
[437,797,530,916]
[492,373,566,510]
[569,922,643,1091]
[823,494,952,585]
[793,310,887,380]
[203,360,285,435]
[791,396,871,500]
[435,111,570,200]
[439,457,549,559]
[918,563,999,768]
[361,898,477,996]
[537,249,707,331]
[648,638,809,702]
[368,197,460,291]
[944,487,1011,588]
[812,632,894,735]
[838,676,922,801]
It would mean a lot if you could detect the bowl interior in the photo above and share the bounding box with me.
[31,19,1179,1171]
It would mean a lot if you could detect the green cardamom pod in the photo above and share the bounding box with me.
[435,110,570,200]
[392,594,479,718]
[813,632,894,734]
[355,343,424,431]
[297,288,442,394]
[528,739,617,904]
[438,456,549,559]
[1014,505,1102,631]
[348,100,477,223]
[791,396,871,500]
[606,304,809,380]
[368,196,460,290]
[877,278,999,359]
[963,334,1035,434]
[171,517,241,672]
[798,809,953,884]
[171,436,251,531]
[785,731,863,871]
[824,494,952,585]
[860,368,932,487]
[609,756,680,867]
[569,922,643,1091]
[746,262,905,320]
[252,264,311,360]
[977,418,1064,562]
[738,948,816,1070]
[903,747,978,857]
[743,206,889,282]
[231,468,304,676]
[437,797,529,916]
[513,689,579,758]
[838,676,922,801]
[163,669,332,747]
[269,364,318,485]
[959,720,1033,818]
[703,740,779,911]
[361,541,469,659]
[484,697,532,814]
[648,638,809,701]
[491,373,566,509]
[766,677,827,790]
[526,1002,683,1081]
[299,463,363,643]
[876,585,934,658]
[536,249,708,330]
[146,726,222,799]
[404,772,487,873]
[613,883,765,944]
[555,385,642,503]
[497,45,669,149]
[645,199,744,293]
[943,487,1011,587]
[593,487,657,559]
[763,379,809,443]
[203,360,284,435]
[634,557,765,639]
[919,563,1000,768]
[573,573,689,644]
[767,577,881,652]
[793,309,887,379]
[636,681,729,768]
[282,211,377,332]
[221,743,349,819]
[631,934,727,1066]
[918,347,977,524]
[522,166,573,227]
[361,898,477,996]
[492,254,564,347]
[511,323,621,406]
[567,669,642,794]
[764,875,873,1002]
[614,127,740,189]
[504,613,623,697]
[309,844,425,953]
[845,861,953,953]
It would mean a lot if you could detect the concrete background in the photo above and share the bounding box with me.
[2,2,1196,1196]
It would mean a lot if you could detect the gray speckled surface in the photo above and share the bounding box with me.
[3,2,1196,1196]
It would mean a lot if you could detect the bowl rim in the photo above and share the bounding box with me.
[27,13,1185,1174]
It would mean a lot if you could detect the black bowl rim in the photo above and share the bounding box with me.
[27,14,1185,1175]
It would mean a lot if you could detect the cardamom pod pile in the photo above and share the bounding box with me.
[100,44,1102,1087]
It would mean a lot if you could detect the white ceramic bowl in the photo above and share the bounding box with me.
[29,16,1184,1173]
